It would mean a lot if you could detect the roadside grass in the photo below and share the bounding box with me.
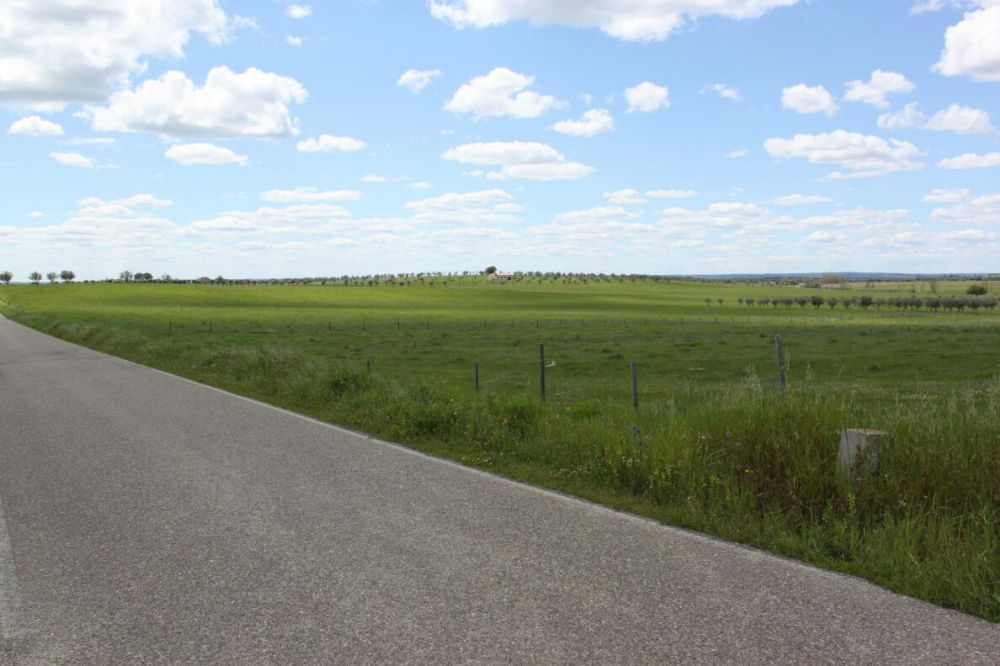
[2,280,998,620]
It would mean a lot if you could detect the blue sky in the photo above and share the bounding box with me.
[1,1,998,279]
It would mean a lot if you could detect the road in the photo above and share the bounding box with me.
[0,314,995,663]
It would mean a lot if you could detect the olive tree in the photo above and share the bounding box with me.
[29,271,42,284]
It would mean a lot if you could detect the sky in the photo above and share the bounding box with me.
[1,0,998,280]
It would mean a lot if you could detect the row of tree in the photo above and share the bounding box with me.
[0,271,75,285]
[734,294,998,311]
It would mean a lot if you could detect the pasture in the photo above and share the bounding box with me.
[1,277,998,620]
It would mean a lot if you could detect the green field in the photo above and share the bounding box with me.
[2,277,998,620]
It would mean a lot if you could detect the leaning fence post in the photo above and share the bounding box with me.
[775,334,787,399]
[631,359,639,411]
[474,363,480,393]
[539,344,546,402]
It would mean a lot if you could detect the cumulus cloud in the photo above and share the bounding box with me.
[931,192,1000,224]
[428,0,800,42]
[922,188,970,202]
[50,151,94,168]
[165,143,248,166]
[604,189,648,204]
[286,4,312,19]
[286,35,304,46]
[772,194,832,206]
[9,115,63,136]
[647,189,697,199]
[296,135,367,153]
[937,151,1000,169]
[0,0,228,104]
[398,69,444,94]
[84,67,307,138]
[878,102,994,134]
[843,70,915,107]
[781,84,838,116]
[444,67,560,119]
[551,108,615,136]
[405,189,523,225]
[261,188,362,202]
[764,130,924,178]
[441,141,594,180]
[624,82,670,113]
[706,83,742,101]
[934,5,1000,82]
[726,149,750,158]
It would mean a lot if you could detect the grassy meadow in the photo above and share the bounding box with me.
[1,276,998,620]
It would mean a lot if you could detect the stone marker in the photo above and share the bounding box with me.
[838,429,888,477]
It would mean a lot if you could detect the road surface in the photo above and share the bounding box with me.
[0,314,996,663]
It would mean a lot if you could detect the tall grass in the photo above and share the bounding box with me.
[14,313,999,620]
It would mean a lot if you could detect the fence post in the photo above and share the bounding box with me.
[631,359,639,411]
[209,321,213,333]
[775,334,787,399]
[474,363,480,393]
[539,344,546,402]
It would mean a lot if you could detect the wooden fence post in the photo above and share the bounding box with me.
[775,334,786,399]
[474,363,480,393]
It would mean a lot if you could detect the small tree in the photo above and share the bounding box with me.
[60,270,75,283]
[0,271,12,285]
[29,271,42,285]
[484,266,497,275]
[46,271,58,284]
[120,270,133,282]
[967,284,988,295]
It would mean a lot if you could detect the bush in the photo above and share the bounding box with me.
[966,285,987,296]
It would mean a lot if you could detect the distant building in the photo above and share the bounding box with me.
[490,272,513,281]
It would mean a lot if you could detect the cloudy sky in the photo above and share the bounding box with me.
[2,1,999,279]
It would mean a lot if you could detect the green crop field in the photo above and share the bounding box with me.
[1,276,998,620]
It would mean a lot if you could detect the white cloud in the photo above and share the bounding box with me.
[85,67,307,138]
[408,181,433,189]
[934,5,1000,82]
[604,189,648,204]
[937,151,1000,169]
[77,194,173,207]
[624,82,670,113]
[781,83,838,116]
[726,149,750,158]
[646,189,696,199]
[428,0,801,42]
[706,83,742,101]
[398,69,444,94]
[261,188,362,202]
[50,151,94,168]
[878,102,994,134]
[405,189,522,225]
[924,103,995,133]
[877,102,926,129]
[922,188,970,202]
[361,175,390,182]
[286,35,304,46]
[772,194,832,206]
[551,108,615,136]
[296,135,367,153]
[444,67,560,119]
[165,143,248,166]
[9,115,64,136]
[843,70,915,107]
[910,0,960,13]
[441,141,593,180]
[62,137,117,146]
[0,0,228,105]
[27,211,44,218]
[764,130,924,178]
[286,4,312,19]
[931,192,1000,225]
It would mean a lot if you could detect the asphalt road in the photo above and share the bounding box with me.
[0,314,996,664]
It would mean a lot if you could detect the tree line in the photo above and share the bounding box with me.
[0,270,75,285]
[733,293,998,312]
